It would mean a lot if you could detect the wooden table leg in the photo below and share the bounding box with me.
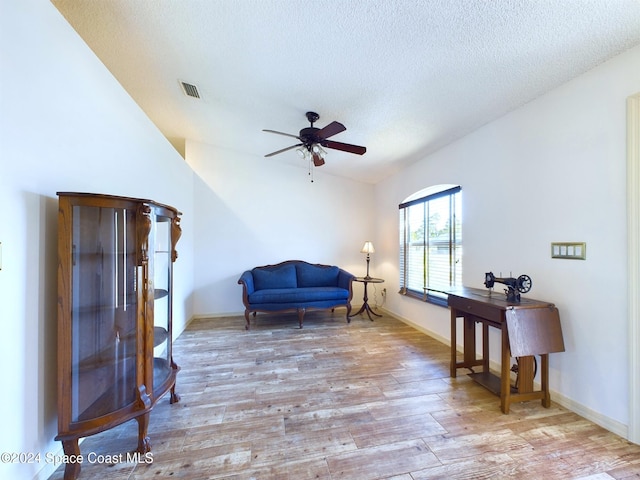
[541,354,550,407]
[500,324,511,414]
[451,310,484,377]
[463,316,477,366]
[517,356,535,394]
[450,309,457,377]
[482,322,490,373]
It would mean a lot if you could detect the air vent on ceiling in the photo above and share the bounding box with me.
[180,81,200,99]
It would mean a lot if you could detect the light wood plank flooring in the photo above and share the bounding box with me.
[50,310,640,479]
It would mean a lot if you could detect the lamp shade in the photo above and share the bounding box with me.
[361,241,375,254]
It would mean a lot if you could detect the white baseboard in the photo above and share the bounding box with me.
[34,459,57,480]
[381,307,629,440]
[191,311,245,319]
[177,311,245,335]
[550,390,628,439]
[383,307,452,346]
[32,439,84,480]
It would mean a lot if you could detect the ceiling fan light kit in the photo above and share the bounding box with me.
[263,111,366,175]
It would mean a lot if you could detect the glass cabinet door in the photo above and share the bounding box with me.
[151,212,173,396]
[70,205,138,423]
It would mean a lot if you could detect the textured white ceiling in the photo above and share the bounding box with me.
[52,0,640,184]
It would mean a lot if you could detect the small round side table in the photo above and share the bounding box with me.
[349,276,384,321]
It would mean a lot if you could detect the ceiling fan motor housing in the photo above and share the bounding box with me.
[299,127,321,149]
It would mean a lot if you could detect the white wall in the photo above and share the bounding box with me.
[375,44,640,435]
[186,140,376,316]
[0,1,195,478]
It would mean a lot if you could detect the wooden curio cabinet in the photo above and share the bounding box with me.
[55,193,182,479]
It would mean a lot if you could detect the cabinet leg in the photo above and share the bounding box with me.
[135,413,151,454]
[170,382,181,404]
[61,439,81,480]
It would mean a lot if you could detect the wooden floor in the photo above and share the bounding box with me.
[50,310,640,480]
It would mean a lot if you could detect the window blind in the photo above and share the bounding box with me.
[399,186,462,305]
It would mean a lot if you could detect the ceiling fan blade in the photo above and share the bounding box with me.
[264,144,302,157]
[323,140,366,155]
[315,121,346,140]
[262,129,301,140]
[312,153,325,166]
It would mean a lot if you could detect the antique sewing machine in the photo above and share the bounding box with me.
[484,271,532,302]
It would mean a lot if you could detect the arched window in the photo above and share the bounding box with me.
[399,184,462,306]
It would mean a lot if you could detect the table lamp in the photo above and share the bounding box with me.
[361,241,375,279]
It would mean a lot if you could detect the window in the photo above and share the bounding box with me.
[399,185,462,306]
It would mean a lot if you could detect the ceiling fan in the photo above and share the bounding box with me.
[263,111,366,167]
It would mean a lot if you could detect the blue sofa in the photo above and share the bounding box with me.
[238,260,355,329]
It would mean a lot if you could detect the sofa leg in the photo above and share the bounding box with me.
[346,303,352,323]
[244,310,251,330]
[297,308,305,328]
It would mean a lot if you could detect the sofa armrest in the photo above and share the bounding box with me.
[238,271,255,292]
[238,270,255,300]
[338,269,355,299]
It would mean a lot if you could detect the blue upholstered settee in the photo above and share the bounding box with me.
[238,260,355,329]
